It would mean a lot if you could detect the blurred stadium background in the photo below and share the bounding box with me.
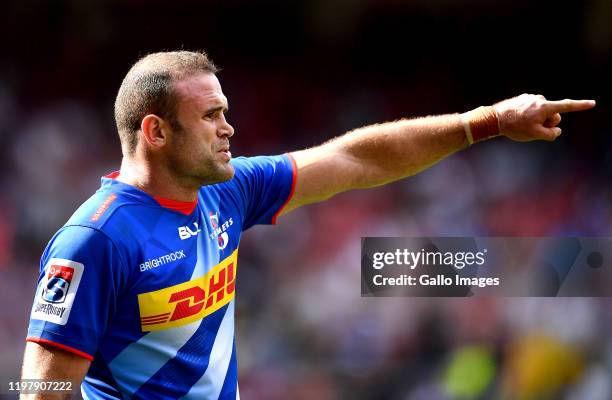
[1,0,611,399]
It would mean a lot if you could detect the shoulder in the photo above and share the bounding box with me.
[45,224,118,260]
[205,154,294,202]
[229,154,294,177]
[41,223,130,289]
[40,224,126,284]
[217,154,295,193]
[55,187,148,262]
[202,155,296,229]
[66,190,121,228]
[64,186,147,232]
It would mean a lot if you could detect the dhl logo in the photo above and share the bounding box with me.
[137,250,237,331]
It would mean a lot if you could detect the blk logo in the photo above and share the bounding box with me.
[178,222,201,240]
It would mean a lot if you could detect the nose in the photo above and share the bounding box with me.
[218,115,235,138]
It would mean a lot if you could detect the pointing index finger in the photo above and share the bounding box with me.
[544,99,596,113]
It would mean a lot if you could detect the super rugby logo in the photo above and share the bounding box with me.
[208,211,233,250]
[31,259,84,326]
[42,265,73,303]
[137,250,238,331]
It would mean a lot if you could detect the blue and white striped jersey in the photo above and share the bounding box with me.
[27,154,296,399]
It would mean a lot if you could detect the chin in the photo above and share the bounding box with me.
[187,164,233,187]
[209,162,235,184]
[219,164,235,181]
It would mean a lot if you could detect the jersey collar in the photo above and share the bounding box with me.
[101,171,197,215]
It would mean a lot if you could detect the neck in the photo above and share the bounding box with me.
[117,157,199,202]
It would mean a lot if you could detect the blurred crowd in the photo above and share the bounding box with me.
[1,0,611,399]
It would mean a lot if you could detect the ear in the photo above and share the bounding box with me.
[140,114,167,148]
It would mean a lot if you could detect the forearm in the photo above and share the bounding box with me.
[329,113,469,189]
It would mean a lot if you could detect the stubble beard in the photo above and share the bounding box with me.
[169,145,234,188]
[196,154,235,186]
[168,123,235,188]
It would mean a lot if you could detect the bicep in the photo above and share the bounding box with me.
[21,341,90,399]
[280,145,374,215]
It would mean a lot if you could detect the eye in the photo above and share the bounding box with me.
[204,110,225,120]
[203,108,228,121]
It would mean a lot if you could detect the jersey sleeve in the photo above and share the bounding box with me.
[26,225,127,360]
[225,154,296,230]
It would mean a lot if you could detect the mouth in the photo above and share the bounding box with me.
[217,144,231,160]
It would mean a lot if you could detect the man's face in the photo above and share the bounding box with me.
[166,73,235,186]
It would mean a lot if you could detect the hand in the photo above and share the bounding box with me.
[494,94,596,142]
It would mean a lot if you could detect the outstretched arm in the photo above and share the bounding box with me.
[280,94,595,215]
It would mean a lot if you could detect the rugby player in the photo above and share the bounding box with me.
[20,51,595,399]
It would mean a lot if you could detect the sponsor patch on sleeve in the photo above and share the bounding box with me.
[30,258,84,325]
